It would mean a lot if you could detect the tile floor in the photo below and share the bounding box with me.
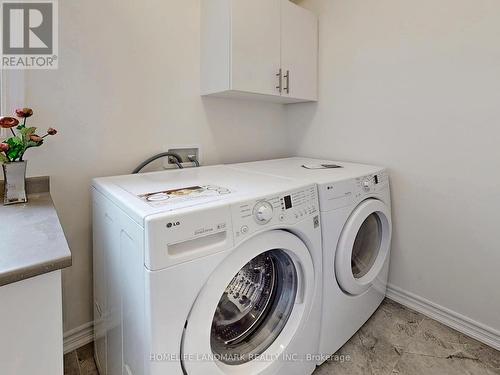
[64,342,99,375]
[64,299,500,375]
[315,299,500,375]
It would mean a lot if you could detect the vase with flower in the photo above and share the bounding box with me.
[0,107,58,205]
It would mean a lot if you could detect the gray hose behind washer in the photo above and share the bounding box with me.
[132,152,184,174]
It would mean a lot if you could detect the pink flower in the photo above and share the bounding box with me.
[15,108,33,118]
[30,134,43,143]
[47,127,58,135]
[0,116,19,128]
[0,143,9,152]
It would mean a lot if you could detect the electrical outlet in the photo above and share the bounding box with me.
[163,146,201,169]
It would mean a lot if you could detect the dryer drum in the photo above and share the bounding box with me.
[211,249,298,365]
[351,213,382,279]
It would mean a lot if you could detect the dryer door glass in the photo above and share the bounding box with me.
[351,213,382,279]
[335,198,392,296]
[211,249,297,365]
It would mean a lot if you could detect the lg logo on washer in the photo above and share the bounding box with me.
[166,221,181,229]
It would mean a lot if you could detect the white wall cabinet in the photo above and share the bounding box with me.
[201,0,318,103]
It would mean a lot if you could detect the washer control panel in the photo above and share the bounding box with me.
[232,184,319,241]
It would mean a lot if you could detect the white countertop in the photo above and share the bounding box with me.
[0,192,72,286]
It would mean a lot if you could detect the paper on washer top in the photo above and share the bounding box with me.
[137,185,233,210]
[301,164,342,170]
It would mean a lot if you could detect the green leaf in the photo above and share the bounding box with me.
[5,136,23,146]
[0,153,9,163]
[4,136,24,160]
[26,141,41,148]
[19,127,36,136]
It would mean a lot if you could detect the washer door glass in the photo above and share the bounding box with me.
[351,213,382,279]
[211,249,297,365]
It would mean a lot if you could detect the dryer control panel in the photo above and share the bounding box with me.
[319,170,390,211]
[356,171,389,193]
[231,184,319,243]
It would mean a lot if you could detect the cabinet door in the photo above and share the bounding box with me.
[281,0,318,101]
[231,0,281,96]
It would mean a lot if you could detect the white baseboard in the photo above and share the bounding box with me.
[63,322,94,354]
[386,284,500,351]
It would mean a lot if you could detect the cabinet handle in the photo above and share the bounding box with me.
[276,69,282,93]
[284,70,290,94]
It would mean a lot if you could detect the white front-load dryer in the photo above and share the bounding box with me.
[91,165,322,375]
[228,157,392,364]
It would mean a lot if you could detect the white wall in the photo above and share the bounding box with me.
[19,0,289,333]
[289,0,500,332]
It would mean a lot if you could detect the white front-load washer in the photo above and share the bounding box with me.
[91,165,322,375]
[229,157,392,364]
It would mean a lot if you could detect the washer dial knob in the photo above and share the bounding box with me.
[253,201,274,224]
[361,178,372,191]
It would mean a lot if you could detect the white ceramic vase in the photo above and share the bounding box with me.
[2,160,28,205]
